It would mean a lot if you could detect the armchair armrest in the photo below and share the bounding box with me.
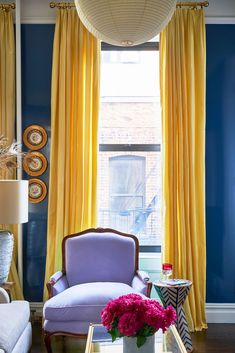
[131,270,152,297]
[46,271,69,299]
[0,288,10,303]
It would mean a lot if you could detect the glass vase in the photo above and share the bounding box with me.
[123,334,155,353]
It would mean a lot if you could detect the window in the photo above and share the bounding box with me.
[98,42,161,250]
[109,155,145,212]
[106,155,145,233]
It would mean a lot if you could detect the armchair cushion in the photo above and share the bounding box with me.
[0,288,10,304]
[65,232,136,286]
[44,320,92,335]
[0,301,30,353]
[44,282,146,324]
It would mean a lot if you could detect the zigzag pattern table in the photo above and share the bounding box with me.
[154,280,193,353]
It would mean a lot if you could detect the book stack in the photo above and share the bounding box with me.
[159,279,190,286]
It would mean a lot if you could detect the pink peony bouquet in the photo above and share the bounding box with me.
[101,293,176,348]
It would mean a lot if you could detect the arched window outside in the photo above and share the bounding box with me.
[109,155,145,212]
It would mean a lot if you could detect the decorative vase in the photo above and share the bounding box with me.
[123,334,155,353]
[0,231,14,284]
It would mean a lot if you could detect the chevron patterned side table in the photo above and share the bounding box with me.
[154,280,193,353]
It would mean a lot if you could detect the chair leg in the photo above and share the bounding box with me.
[62,335,66,353]
[44,332,53,353]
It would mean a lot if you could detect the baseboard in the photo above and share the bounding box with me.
[206,303,235,323]
[30,302,235,323]
[30,302,44,318]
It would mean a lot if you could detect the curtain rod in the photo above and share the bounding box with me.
[50,1,209,10]
[0,3,15,11]
[50,2,75,9]
[177,1,209,8]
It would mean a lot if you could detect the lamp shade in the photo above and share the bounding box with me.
[0,180,28,224]
[74,0,176,46]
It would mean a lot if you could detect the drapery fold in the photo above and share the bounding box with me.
[160,8,207,331]
[0,10,23,300]
[44,9,100,297]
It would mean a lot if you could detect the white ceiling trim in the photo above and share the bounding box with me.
[21,17,56,24]
[21,16,235,25]
[206,17,235,24]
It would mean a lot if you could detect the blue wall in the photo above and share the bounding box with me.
[21,24,235,303]
[22,25,54,301]
[206,25,235,303]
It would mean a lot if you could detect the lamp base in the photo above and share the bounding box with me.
[0,231,14,284]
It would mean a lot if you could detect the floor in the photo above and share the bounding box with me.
[191,324,235,353]
[32,321,235,353]
[32,322,87,353]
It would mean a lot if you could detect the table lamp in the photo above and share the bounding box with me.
[0,180,28,284]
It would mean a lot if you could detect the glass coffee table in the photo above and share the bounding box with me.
[85,324,187,353]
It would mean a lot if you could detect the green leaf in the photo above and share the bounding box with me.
[137,336,147,348]
[138,325,153,337]
[116,329,123,338]
[108,328,122,342]
[108,329,117,342]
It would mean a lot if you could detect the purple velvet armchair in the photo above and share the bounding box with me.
[43,228,152,352]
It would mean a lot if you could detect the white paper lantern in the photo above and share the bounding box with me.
[75,0,176,46]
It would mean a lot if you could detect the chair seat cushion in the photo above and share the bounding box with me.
[43,320,91,334]
[0,301,30,353]
[44,282,146,323]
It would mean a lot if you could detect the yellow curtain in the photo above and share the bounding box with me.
[44,9,100,298]
[7,225,24,300]
[0,10,23,299]
[160,8,207,331]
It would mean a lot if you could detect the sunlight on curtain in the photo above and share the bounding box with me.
[160,8,207,331]
[44,9,100,298]
[0,10,23,299]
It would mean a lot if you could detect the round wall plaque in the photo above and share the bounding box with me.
[23,125,47,150]
[23,152,48,177]
[29,179,47,203]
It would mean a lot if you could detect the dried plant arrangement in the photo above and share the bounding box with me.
[0,136,28,171]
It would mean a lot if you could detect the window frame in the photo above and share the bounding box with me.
[101,42,159,51]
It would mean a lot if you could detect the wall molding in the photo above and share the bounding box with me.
[21,16,235,25]
[30,302,43,317]
[21,17,56,24]
[30,302,235,324]
[206,17,235,24]
[206,303,235,323]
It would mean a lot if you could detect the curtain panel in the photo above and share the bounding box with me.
[160,8,207,331]
[44,9,100,297]
[0,10,23,300]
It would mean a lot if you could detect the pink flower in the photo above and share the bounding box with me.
[101,300,126,328]
[144,306,164,330]
[118,312,143,336]
[101,309,114,329]
[162,306,177,332]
